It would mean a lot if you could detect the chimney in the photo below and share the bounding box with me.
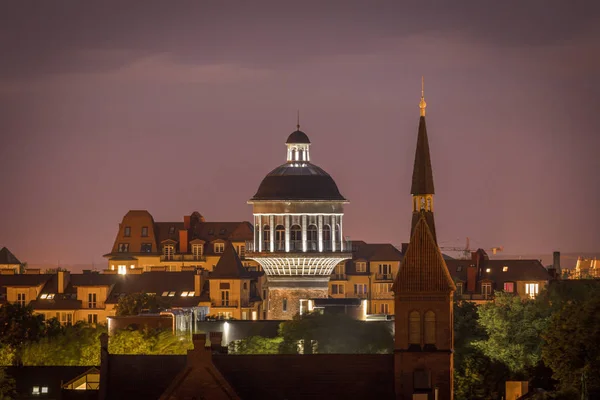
[194,271,205,296]
[184,215,191,230]
[552,251,561,273]
[466,266,477,292]
[57,270,70,294]
[179,230,189,253]
[209,331,224,352]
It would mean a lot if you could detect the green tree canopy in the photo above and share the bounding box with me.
[115,293,170,316]
[228,336,283,355]
[0,304,46,348]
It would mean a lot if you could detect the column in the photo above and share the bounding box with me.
[285,215,290,252]
[256,215,262,252]
[339,215,344,251]
[301,215,307,252]
[317,215,323,252]
[331,215,336,252]
[269,215,275,253]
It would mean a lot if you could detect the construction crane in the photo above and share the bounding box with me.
[439,237,504,260]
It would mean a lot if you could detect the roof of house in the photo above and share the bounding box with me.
[446,258,551,287]
[394,213,455,293]
[210,242,252,279]
[0,247,21,264]
[352,242,403,262]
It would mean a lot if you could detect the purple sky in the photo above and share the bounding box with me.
[1,1,599,267]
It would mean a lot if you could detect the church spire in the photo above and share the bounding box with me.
[410,77,436,242]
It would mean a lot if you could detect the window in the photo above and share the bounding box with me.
[124,226,131,237]
[456,266,463,272]
[378,264,392,279]
[485,268,491,273]
[60,312,72,325]
[243,282,248,290]
[47,294,54,299]
[214,243,224,253]
[353,284,367,295]
[331,284,344,295]
[88,314,98,324]
[503,282,515,293]
[141,243,152,252]
[169,226,175,234]
[356,262,367,273]
[236,245,245,258]
[375,283,392,293]
[40,294,48,299]
[380,303,389,314]
[424,311,436,345]
[88,293,97,308]
[163,244,174,260]
[168,291,175,297]
[32,386,40,395]
[323,225,331,250]
[307,225,318,251]
[409,311,421,345]
[118,265,127,275]
[192,244,204,259]
[162,291,169,297]
[290,225,302,251]
[503,266,509,272]
[141,226,148,237]
[482,282,492,297]
[221,290,230,306]
[263,225,271,251]
[41,387,48,394]
[118,243,129,252]
[456,282,463,296]
[525,283,539,299]
[282,298,288,312]
[275,225,285,251]
[17,293,26,307]
[181,291,193,297]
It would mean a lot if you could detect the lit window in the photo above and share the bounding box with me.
[525,283,539,299]
[214,243,225,253]
[486,268,491,273]
[17,293,26,307]
[41,387,48,394]
[40,294,48,299]
[356,262,367,273]
[117,265,127,275]
[32,386,40,395]
[130,265,135,269]
[162,291,169,297]
[482,282,492,297]
[180,291,189,297]
[47,294,54,299]
[168,291,175,297]
[504,282,515,292]
[503,266,508,272]
[111,265,115,270]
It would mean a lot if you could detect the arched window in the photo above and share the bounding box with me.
[307,225,318,251]
[290,225,302,251]
[263,225,270,251]
[409,311,421,345]
[424,311,436,345]
[322,225,331,251]
[275,225,285,251]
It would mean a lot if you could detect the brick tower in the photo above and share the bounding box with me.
[393,79,456,399]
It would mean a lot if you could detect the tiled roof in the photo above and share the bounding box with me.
[394,213,455,293]
[446,258,551,287]
[0,247,21,265]
[210,242,252,279]
[351,242,403,262]
[0,274,53,287]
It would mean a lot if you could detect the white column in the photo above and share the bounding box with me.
[269,215,275,253]
[301,215,307,252]
[318,215,323,252]
[339,215,344,251]
[331,215,336,252]
[285,215,290,252]
[256,215,261,252]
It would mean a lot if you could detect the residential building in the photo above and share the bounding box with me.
[446,248,552,303]
[0,246,23,274]
[245,124,352,319]
[329,241,402,317]
[103,210,257,274]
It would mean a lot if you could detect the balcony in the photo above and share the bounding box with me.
[245,239,353,254]
[375,273,393,281]
[160,254,207,262]
[210,300,251,308]
[372,292,393,300]
[351,293,368,299]
[330,274,347,280]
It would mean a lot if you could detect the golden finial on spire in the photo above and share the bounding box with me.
[419,76,427,117]
[297,109,300,130]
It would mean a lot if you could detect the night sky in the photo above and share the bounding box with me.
[1,1,599,267]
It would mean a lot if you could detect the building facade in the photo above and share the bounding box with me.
[0,247,23,274]
[246,126,352,319]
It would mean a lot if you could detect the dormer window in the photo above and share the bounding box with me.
[214,243,225,253]
[163,244,174,260]
[124,226,131,237]
[192,244,204,260]
[141,243,152,253]
[356,262,367,273]
[141,226,149,237]
[118,243,129,252]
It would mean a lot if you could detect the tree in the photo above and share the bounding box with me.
[542,294,600,398]
[278,312,393,354]
[0,304,45,348]
[228,336,283,354]
[473,292,550,377]
[115,293,170,316]
[0,368,15,400]
[109,328,191,355]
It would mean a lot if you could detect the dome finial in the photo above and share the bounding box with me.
[296,109,300,130]
[419,76,427,117]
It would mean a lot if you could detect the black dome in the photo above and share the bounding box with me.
[251,163,346,201]
[286,130,311,144]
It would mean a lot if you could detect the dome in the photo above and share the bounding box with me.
[251,163,346,201]
[286,130,311,144]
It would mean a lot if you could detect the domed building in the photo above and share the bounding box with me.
[246,125,352,319]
